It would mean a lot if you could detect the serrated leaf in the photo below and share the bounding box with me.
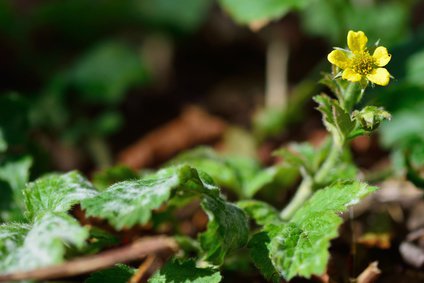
[81,165,248,265]
[237,200,281,226]
[85,264,135,283]
[199,195,249,264]
[218,0,308,27]
[149,259,221,283]
[248,232,279,283]
[82,166,188,230]
[314,94,355,147]
[268,181,378,280]
[0,212,89,273]
[24,171,97,220]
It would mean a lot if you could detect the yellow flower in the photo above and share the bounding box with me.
[327,31,391,86]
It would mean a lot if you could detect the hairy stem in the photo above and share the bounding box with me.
[280,144,341,220]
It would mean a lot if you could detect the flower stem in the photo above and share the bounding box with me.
[280,143,341,220]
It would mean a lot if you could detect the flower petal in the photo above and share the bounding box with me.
[366,68,390,86]
[347,30,368,53]
[328,50,350,69]
[372,46,391,67]
[342,68,362,82]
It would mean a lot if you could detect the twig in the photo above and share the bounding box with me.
[129,255,156,283]
[356,261,381,283]
[265,28,289,110]
[0,236,178,282]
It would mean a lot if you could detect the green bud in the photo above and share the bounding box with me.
[352,106,391,131]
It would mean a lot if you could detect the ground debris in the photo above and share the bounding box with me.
[118,106,226,169]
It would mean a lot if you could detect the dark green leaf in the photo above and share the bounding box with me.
[149,259,221,283]
[92,165,139,191]
[314,94,355,147]
[249,232,279,283]
[70,42,149,104]
[85,264,135,283]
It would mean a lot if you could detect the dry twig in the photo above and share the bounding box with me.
[356,261,381,283]
[0,236,178,282]
[129,255,157,283]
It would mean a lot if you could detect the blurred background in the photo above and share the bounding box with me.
[1,0,424,175]
[2,1,424,281]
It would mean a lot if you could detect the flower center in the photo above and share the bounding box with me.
[352,52,375,75]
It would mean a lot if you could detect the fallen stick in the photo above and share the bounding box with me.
[356,261,381,283]
[0,236,178,282]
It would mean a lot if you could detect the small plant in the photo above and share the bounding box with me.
[0,30,393,282]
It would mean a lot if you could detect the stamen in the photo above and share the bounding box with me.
[352,52,375,75]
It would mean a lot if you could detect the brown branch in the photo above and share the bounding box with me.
[129,255,156,283]
[0,236,178,282]
[356,261,381,283]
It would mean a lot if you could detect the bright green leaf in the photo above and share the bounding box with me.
[0,212,88,273]
[218,0,308,26]
[268,181,377,280]
[24,171,97,220]
[237,200,281,226]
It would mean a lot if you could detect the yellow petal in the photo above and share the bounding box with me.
[372,46,391,67]
[347,30,368,53]
[328,50,350,69]
[342,68,362,82]
[366,68,390,86]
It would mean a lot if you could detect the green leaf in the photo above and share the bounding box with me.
[170,146,295,198]
[268,181,377,280]
[0,129,6,153]
[248,232,279,283]
[199,195,249,264]
[85,264,136,283]
[92,165,139,191]
[82,166,188,230]
[314,94,355,147]
[149,259,221,283]
[244,165,298,198]
[237,200,281,226]
[81,165,248,264]
[24,171,97,220]
[137,0,213,33]
[0,212,88,273]
[168,147,247,197]
[218,0,308,26]
[0,156,32,214]
[70,42,149,104]
[274,140,331,176]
